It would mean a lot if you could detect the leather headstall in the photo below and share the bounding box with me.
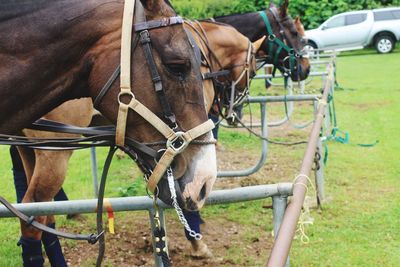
[108,0,215,194]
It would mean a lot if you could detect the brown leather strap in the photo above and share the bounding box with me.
[134,16,183,32]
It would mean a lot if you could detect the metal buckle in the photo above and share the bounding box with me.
[166,132,188,153]
[161,18,169,27]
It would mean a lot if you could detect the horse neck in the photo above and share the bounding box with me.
[0,1,123,134]
[214,12,265,42]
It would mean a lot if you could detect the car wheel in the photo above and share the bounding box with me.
[304,41,317,56]
[375,35,394,54]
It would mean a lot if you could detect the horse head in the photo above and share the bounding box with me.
[92,0,216,210]
[187,21,264,120]
[213,25,265,119]
[258,0,310,81]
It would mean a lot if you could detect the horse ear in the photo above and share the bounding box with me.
[295,16,301,23]
[280,0,289,17]
[269,1,276,9]
[139,0,161,11]
[253,36,267,53]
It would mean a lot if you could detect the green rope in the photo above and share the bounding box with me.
[333,62,356,91]
[322,93,379,164]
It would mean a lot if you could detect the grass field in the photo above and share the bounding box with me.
[0,48,399,266]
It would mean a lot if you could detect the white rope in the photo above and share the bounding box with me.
[293,174,316,244]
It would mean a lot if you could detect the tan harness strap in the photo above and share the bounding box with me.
[120,0,134,89]
[183,119,215,142]
[116,0,135,146]
[128,98,176,140]
[116,102,130,146]
[147,148,176,192]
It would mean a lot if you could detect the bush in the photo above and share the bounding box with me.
[171,0,400,29]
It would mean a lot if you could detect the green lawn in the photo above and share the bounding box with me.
[290,49,400,266]
[0,48,399,266]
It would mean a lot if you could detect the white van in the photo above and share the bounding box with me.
[305,7,400,53]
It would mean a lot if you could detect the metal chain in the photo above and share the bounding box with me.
[166,168,202,240]
[312,147,321,171]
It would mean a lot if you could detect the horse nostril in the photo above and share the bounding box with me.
[186,198,198,211]
[197,183,207,202]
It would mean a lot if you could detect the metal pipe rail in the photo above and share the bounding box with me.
[246,94,319,103]
[0,184,293,267]
[0,184,293,218]
[266,63,334,267]
[218,93,322,178]
[254,71,328,80]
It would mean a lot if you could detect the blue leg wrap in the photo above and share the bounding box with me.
[18,237,44,267]
[42,223,67,267]
[10,146,28,203]
[54,188,68,202]
[183,211,202,241]
[13,169,28,204]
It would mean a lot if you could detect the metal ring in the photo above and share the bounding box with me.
[118,91,135,105]
[268,34,276,41]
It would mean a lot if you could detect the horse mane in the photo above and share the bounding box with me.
[212,11,261,21]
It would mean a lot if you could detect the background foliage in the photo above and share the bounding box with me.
[171,0,400,28]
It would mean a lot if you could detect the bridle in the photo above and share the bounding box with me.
[184,20,256,121]
[258,7,307,79]
[224,41,255,119]
[93,1,215,195]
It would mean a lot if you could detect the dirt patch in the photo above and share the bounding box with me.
[62,212,273,267]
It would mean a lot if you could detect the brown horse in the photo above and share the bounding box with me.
[214,0,311,82]
[13,19,262,263]
[1,0,216,266]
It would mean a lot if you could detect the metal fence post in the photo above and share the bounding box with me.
[272,195,290,267]
[90,147,99,197]
[148,208,167,267]
[315,137,325,205]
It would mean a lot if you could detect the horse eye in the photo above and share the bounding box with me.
[166,60,190,77]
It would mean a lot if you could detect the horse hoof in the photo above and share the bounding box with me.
[190,240,213,259]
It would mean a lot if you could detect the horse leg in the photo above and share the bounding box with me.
[15,147,45,267]
[20,149,71,267]
[10,146,32,203]
[183,211,213,259]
